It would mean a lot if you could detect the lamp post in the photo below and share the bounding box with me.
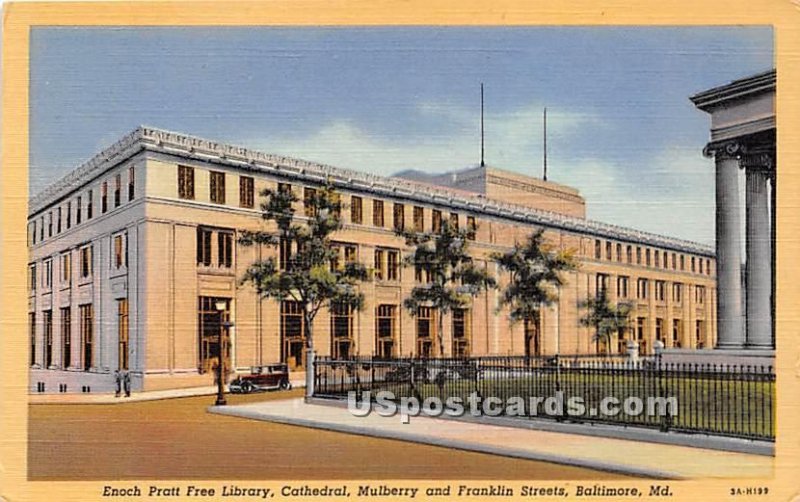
[214,299,231,406]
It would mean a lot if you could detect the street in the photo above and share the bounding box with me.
[28,389,629,480]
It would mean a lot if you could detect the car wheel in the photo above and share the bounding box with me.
[279,379,291,390]
[241,381,254,394]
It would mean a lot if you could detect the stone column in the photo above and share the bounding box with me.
[743,150,774,348]
[706,141,745,348]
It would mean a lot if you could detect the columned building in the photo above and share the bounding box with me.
[27,127,717,393]
[691,69,776,351]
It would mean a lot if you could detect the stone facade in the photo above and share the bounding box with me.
[27,127,717,393]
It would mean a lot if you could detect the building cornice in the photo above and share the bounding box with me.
[690,69,776,112]
[30,126,715,257]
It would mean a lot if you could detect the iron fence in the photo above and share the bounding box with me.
[313,355,775,442]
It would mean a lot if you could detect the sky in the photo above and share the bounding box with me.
[29,27,773,245]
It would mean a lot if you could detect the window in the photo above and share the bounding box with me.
[280,300,306,369]
[452,308,470,358]
[30,221,36,245]
[277,182,292,195]
[605,241,612,260]
[373,200,384,227]
[48,212,53,237]
[594,240,602,259]
[416,306,437,358]
[655,318,664,343]
[695,320,705,349]
[128,166,135,201]
[80,245,93,279]
[646,249,651,266]
[114,174,122,208]
[279,237,292,270]
[626,245,632,263]
[450,213,459,231]
[39,217,44,241]
[413,206,424,232]
[706,259,711,275]
[375,305,397,359]
[218,231,233,268]
[393,203,405,231]
[637,278,648,300]
[113,233,126,269]
[118,299,129,370]
[387,250,399,281]
[178,166,195,199]
[101,182,108,213]
[43,310,53,368]
[61,307,71,369]
[77,197,83,224]
[616,243,622,262]
[671,253,677,270]
[239,176,254,208]
[672,283,683,303]
[80,304,94,370]
[198,297,231,373]
[87,190,93,219]
[432,209,442,233]
[672,319,682,348]
[330,243,357,271]
[351,196,363,224]
[303,187,317,217]
[28,264,36,293]
[595,273,610,296]
[61,253,71,284]
[197,228,213,266]
[617,276,630,298]
[654,250,660,268]
[680,255,685,271]
[373,249,384,280]
[330,303,354,359]
[43,259,53,290]
[415,263,432,283]
[29,312,36,366]
[636,247,642,265]
[699,259,704,274]
[467,216,477,240]
[210,171,226,204]
[636,317,647,354]
[655,280,666,302]
[695,285,706,304]
[66,202,72,230]
[691,256,696,273]
[56,207,62,234]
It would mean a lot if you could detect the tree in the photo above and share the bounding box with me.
[579,289,633,355]
[399,219,496,357]
[239,182,368,396]
[493,229,578,355]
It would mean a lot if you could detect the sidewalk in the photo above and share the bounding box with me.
[209,398,773,480]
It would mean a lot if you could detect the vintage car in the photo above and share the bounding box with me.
[228,364,292,394]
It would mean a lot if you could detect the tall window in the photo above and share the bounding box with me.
[198,297,230,374]
[80,304,94,370]
[114,173,122,208]
[48,212,53,237]
[66,201,72,229]
[56,207,62,234]
[43,310,53,368]
[671,253,677,270]
[373,200,384,227]
[29,312,36,366]
[605,241,612,260]
[218,231,233,268]
[432,209,442,233]
[280,301,306,369]
[239,176,254,208]
[594,240,602,259]
[695,320,705,348]
[178,166,195,199]
[387,249,399,281]
[626,245,632,263]
[416,306,436,358]
[699,259,704,274]
[695,285,706,304]
[637,278,648,300]
[197,228,213,266]
[672,283,683,303]
[449,213,459,231]
[118,299,129,370]
[617,276,630,298]
[467,216,477,240]
[101,181,108,213]
[61,307,71,369]
[691,256,696,272]
[39,217,44,241]
[373,249,384,280]
[452,308,470,358]
[43,259,53,290]
[654,250,660,268]
[595,273,609,297]
[77,196,82,224]
[350,196,363,224]
[706,259,711,275]
[80,245,93,278]
[655,318,664,343]
[655,280,666,302]
[28,264,36,293]
[330,303,354,359]
[277,182,292,194]
[393,203,405,231]
[330,243,357,271]
[636,247,642,264]
[87,190,93,219]
[303,187,317,217]
[210,171,226,204]
[375,305,397,358]
[279,237,292,270]
[128,166,135,201]
[616,243,622,262]
[113,233,126,269]
[413,206,424,232]
[672,319,682,348]
[646,249,651,266]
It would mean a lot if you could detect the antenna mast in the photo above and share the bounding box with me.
[480,83,485,167]
[543,107,548,181]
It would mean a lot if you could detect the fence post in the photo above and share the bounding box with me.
[626,340,639,362]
